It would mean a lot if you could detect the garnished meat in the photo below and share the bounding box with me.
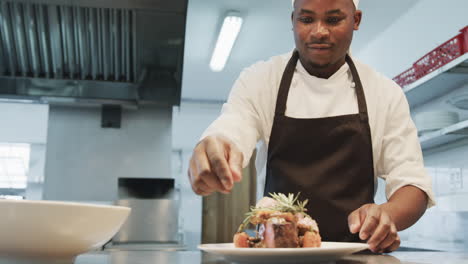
[234,193,321,248]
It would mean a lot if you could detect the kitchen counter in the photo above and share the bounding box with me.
[71,250,468,264]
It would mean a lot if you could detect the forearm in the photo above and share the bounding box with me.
[381,185,428,231]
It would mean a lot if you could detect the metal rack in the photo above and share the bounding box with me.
[404,53,468,109]
[419,120,468,150]
[403,54,468,150]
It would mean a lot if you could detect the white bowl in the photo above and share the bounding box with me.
[0,200,131,264]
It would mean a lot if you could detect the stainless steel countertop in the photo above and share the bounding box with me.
[72,250,468,264]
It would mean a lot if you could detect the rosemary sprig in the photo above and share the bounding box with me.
[269,192,308,214]
[237,192,309,233]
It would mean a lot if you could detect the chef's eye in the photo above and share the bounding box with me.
[327,17,342,24]
[298,17,313,24]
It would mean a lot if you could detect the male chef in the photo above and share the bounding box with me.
[188,0,435,253]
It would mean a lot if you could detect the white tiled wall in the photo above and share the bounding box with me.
[0,103,48,144]
[44,105,173,201]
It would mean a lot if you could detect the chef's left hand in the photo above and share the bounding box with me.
[348,203,400,253]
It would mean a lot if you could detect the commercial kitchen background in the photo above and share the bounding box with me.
[0,0,467,252]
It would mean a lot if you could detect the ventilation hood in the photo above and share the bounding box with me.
[0,0,187,106]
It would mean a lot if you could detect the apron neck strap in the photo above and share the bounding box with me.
[274,50,369,123]
[274,50,299,116]
[345,55,369,123]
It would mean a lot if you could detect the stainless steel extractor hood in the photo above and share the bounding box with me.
[0,0,187,106]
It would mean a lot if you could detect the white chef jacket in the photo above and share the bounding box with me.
[201,51,436,208]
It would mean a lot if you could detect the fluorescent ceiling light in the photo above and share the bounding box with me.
[210,12,243,72]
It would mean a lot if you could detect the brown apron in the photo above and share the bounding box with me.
[264,50,375,242]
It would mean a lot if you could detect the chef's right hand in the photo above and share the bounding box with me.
[188,135,244,196]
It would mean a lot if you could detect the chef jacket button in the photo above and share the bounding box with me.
[351,82,356,88]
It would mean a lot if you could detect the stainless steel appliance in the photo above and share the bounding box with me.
[0,0,187,107]
[112,178,183,249]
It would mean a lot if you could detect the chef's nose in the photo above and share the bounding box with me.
[310,21,329,39]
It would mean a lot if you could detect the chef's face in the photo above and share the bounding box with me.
[292,0,361,72]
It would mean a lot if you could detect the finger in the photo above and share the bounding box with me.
[384,234,401,253]
[193,149,228,193]
[192,181,213,196]
[367,213,392,250]
[379,224,398,252]
[227,143,243,183]
[206,139,233,190]
[190,152,226,192]
[187,165,213,196]
[359,205,380,241]
[347,208,362,234]
[193,145,227,191]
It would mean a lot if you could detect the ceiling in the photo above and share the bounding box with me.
[181,0,422,102]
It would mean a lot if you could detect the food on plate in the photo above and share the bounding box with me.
[234,193,321,248]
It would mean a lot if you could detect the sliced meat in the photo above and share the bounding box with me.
[263,218,298,248]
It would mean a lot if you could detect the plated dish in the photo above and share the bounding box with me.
[233,193,321,248]
[199,193,368,263]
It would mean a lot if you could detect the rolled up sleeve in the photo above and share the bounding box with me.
[377,85,436,208]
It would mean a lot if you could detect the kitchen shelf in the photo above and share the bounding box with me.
[419,119,468,150]
[404,53,468,109]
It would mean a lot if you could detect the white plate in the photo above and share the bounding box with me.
[198,242,369,263]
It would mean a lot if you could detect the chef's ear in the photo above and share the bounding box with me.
[354,10,362,30]
[291,11,297,31]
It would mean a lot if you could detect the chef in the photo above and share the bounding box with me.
[188,0,435,253]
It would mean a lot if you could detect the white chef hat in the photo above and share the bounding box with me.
[292,0,359,9]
